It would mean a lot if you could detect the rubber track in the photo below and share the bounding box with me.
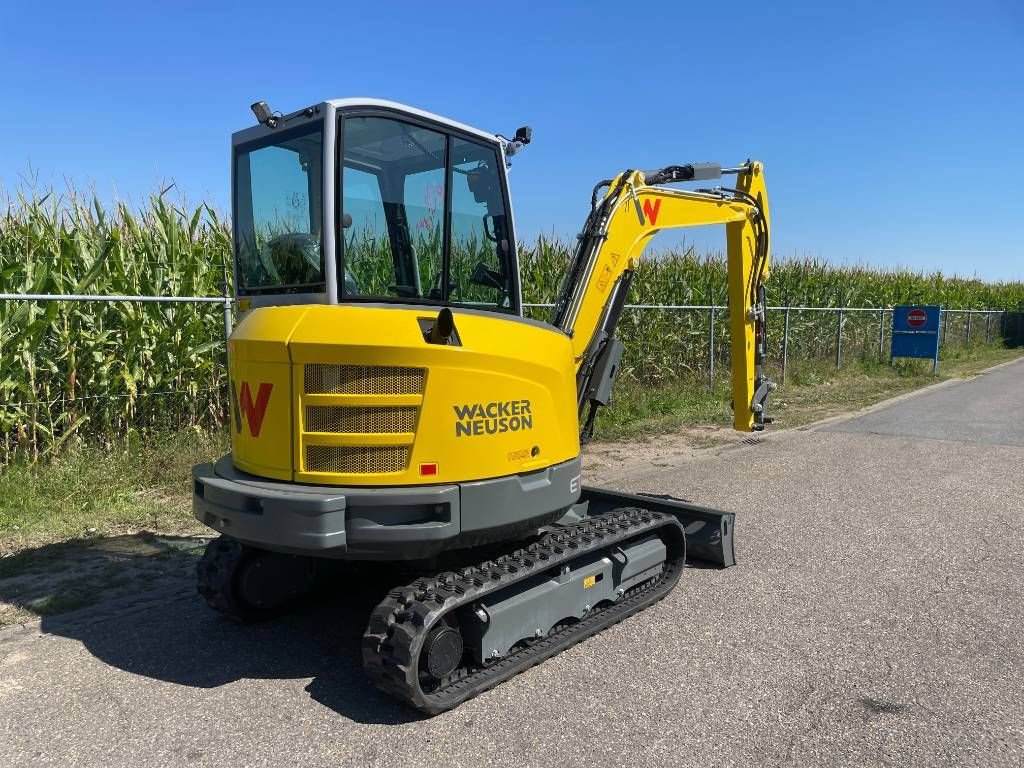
[196,535,251,622]
[361,507,686,714]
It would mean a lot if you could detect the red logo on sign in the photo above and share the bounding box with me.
[642,198,661,226]
[235,381,273,437]
[907,308,928,328]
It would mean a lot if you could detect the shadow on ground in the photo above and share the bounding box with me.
[1,535,421,725]
[0,533,206,620]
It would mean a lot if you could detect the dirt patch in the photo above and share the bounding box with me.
[0,533,210,627]
[583,424,740,483]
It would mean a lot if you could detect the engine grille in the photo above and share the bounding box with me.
[305,405,417,434]
[300,364,425,476]
[305,445,409,474]
[304,364,425,396]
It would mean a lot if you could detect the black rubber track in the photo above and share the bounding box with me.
[197,535,316,623]
[197,535,255,622]
[361,507,687,714]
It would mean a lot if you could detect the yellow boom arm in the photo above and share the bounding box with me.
[552,162,772,432]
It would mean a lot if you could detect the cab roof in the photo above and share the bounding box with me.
[325,98,498,143]
[232,98,500,147]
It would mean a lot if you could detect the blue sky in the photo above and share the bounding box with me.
[2,1,1021,281]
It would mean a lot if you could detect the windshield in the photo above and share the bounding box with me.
[234,122,324,294]
[341,115,516,311]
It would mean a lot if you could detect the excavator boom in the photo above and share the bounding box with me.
[553,162,773,433]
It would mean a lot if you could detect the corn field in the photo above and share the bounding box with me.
[3,188,1023,463]
[1,188,231,463]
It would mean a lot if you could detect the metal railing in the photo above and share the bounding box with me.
[0,291,234,339]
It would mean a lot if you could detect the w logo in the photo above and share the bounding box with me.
[642,198,661,226]
[231,380,273,437]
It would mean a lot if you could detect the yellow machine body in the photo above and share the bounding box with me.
[211,98,772,522]
[194,100,769,714]
[229,304,580,486]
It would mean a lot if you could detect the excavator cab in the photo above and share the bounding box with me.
[232,101,522,314]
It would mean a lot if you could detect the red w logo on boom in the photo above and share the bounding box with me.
[642,198,661,226]
[233,381,273,437]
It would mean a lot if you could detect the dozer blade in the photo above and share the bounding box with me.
[580,485,736,567]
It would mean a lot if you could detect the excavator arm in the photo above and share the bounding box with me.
[552,162,773,435]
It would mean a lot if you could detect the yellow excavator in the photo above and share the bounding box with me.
[193,98,773,714]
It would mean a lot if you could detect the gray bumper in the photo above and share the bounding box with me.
[193,455,582,560]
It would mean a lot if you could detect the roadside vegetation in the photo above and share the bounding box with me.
[595,343,1023,441]
[4,184,1024,463]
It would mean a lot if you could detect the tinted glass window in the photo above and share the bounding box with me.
[234,123,323,293]
[341,166,390,295]
[342,116,446,300]
[338,115,516,311]
[449,137,514,309]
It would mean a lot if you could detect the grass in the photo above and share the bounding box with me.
[768,345,1024,427]
[592,343,1024,440]
[0,428,225,554]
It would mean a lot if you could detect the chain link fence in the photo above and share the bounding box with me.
[1,293,1018,462]
[525,303,1012,387]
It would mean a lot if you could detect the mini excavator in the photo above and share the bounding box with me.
[193,99,773,713]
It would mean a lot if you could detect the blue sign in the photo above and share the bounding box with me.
[891,305,940,372]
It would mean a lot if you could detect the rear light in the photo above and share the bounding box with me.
[419,462,438,477]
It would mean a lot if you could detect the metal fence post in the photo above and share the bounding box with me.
[781,306,791,385]
[708,305,716,391]
[835,308,843,369]
[220,249,233,342]
[222,297,233,342]
[966,310,972,345]
[941,309,948,347]
[877,308,885,359]
[985,309,991,344]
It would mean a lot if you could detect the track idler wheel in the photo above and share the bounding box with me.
[422,624,464,681]
[197,535,317,622]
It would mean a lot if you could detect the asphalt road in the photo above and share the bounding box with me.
[2,358,1023,767]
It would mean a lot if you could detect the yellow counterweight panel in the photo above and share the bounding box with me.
[227,305,310,480]
[228,304,580,486]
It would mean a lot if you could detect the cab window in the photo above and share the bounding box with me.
[339,115,516,311]
[341,117,446,300]
[234,122,323,294]
[450,137,513,309]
